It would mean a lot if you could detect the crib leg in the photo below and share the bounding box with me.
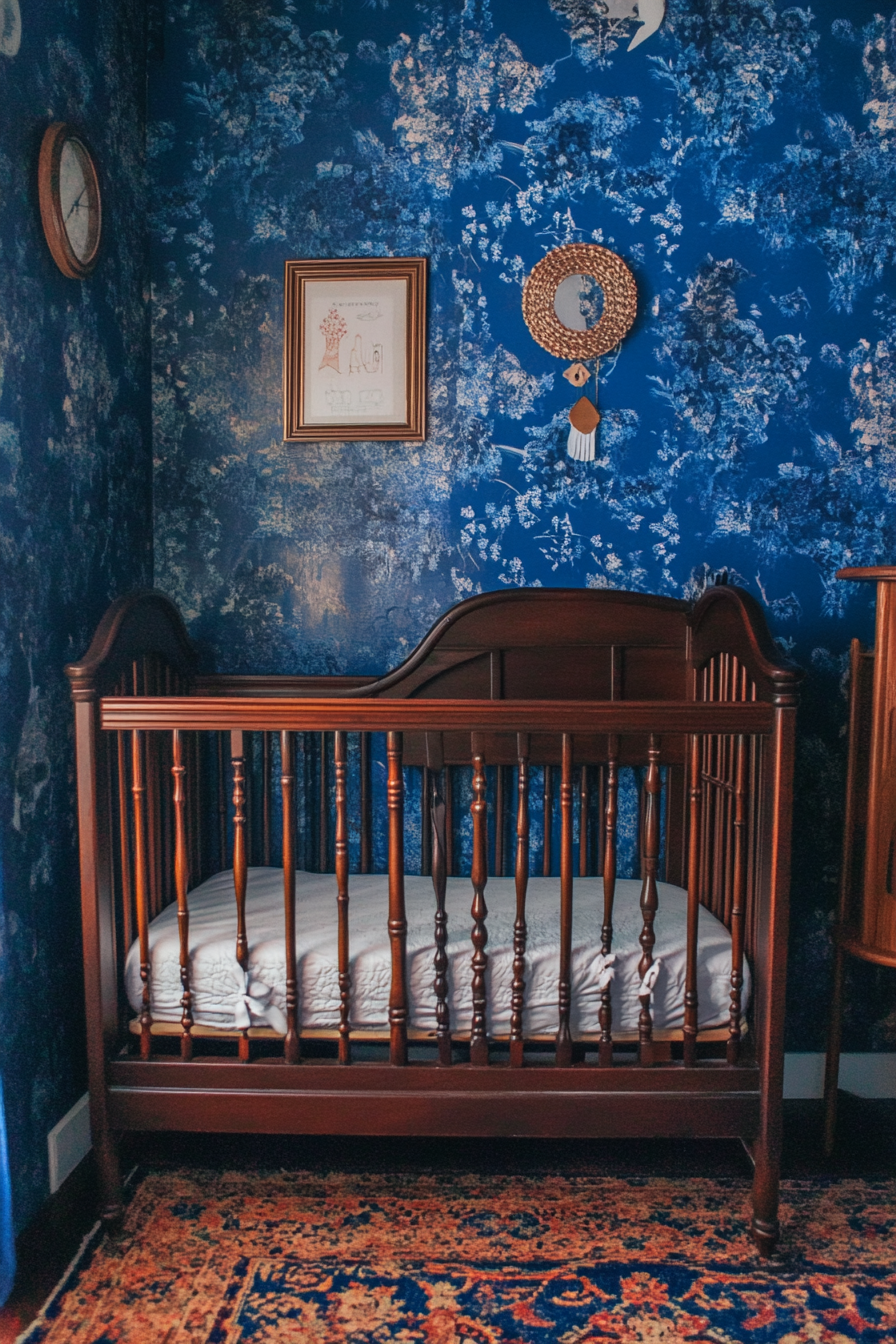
[750,1134,781,1256]
[94,1118,123,1225]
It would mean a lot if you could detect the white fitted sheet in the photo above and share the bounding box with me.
[125,868,749,1038]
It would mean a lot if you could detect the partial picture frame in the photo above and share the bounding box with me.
[283,256,427,442]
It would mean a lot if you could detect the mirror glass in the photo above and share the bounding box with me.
[553,273,605,331]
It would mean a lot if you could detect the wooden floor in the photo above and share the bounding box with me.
[1,1094,894,1342]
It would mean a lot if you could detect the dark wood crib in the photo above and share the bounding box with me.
[66,583,800,1254]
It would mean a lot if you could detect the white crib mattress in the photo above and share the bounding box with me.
[124,868,749,1038]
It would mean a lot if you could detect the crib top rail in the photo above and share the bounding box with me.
[99,696,775,736]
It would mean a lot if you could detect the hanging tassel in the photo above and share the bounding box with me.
[567,395,600,462]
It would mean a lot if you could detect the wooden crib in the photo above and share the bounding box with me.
[66,583,800,1254]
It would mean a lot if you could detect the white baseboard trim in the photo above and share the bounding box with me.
[784,1052,896,1100]
[48,1093,92,1194]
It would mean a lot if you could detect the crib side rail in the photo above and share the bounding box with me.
[97,693,777,1075]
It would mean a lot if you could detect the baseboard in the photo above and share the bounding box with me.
[47,1096,91,1195]
[783,1052,896,1100]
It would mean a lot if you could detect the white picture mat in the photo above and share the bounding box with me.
[302,278,408,425]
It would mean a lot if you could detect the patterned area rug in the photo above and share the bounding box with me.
[18,1170,896,1343]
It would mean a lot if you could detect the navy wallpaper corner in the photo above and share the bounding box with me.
[150,0,896,1053]
[0,0,152,1229]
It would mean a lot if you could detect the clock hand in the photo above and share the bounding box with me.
[65,186,87,221]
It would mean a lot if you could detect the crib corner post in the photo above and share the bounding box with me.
[68,679,123,1224]
[750,699,797,1258]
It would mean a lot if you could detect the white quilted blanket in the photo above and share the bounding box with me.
[124,868,749,1037]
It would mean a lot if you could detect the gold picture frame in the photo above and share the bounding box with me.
[283,256,427,442]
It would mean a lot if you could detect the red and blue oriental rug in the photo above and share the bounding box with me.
[17,1169,896,1342]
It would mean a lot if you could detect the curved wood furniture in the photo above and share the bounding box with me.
[66,583,801,1254]
[824,566,896,1152]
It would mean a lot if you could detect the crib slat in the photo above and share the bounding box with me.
[543,765,553,876]
[556,733,574,1067]
[728,733,747,1063]
[131,730,152,1061]
[683,733,702,1068]
[360,732,371,875]
[280,731,300,1064]
[469,741,489,1067]
[161,668,173,913]
[144,663,162,920]
[638,734,661,1067]
[171,730,193,1060]
[387,731,408,1065]
[231,730,250,1063]
[117,731,133,957]
[427,735,451,1067]
[335,730,351,1064]
[510,734,530,1068]
[599,735,619,1067]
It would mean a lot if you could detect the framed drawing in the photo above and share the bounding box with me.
[283,256,427,442]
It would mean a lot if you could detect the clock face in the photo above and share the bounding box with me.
[59,138,94,263]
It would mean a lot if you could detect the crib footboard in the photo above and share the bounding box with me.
[67,584,801,1255]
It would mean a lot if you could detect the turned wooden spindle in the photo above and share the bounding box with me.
[427,735,451,1067]
[638,734,661,1067]
[510,734,530,1068]
[171,730,193,1060]
[231,730,250,1063]
[556,734,574,1067]
[599,735,619,1068]
[728,733,747,1063]
[117,730,133,955]
[280,730,300,1064]
[335,730,351,1064]
[469,743,490,1067]
[144,665,162,922]
[683,733,702,1068]
[131,729,152,1060]
[387,731,409,1066]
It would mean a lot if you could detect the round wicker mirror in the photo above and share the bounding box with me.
[522,243,637,361]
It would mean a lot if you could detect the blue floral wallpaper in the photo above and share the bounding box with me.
[150,0,896,1053]
[0,0,152,1230]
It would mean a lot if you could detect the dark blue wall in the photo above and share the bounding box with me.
[149,0,896,1054]
[0,0,152,1229]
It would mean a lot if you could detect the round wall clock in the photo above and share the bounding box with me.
[38,122,102,279]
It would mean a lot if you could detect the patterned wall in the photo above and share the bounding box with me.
[0,0,152,1228]
[150,0,896,1052]
[150,0,896,1048]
